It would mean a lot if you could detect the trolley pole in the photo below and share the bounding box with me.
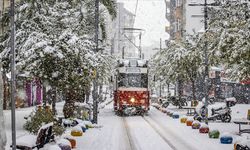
[204,0,209,125]
[10,0,16,149]
[93,0,100,124]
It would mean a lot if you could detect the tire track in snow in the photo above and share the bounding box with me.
[145,111,199,150]
[122,117,139,150]
[142,116,177,150]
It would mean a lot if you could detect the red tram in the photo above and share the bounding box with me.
[113,59,150,115]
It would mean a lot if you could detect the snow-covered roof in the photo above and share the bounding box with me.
[210,66,222,71]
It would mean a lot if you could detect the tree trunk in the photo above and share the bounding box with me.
[85,86,90,103]
[52,87,57,115]
[191,79,196,101]
[177,78,183,97]
[99,84,103,102]
[42,84,46,108]
[63,89,76,118]
[167,83,170,96]
[3,70,8,110]
[0,63,7,149]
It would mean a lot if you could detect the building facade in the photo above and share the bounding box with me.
[110,3,135,58]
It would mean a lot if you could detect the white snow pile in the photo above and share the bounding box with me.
[220,132,233,137]
[225,97,236,102]
[16,135,37,148]
[187,117,194,121]
[200,123,209,128]
[72,126,83,132]
[40,122,53,130]
[173,112,179,116]
[43,144,61,150]
[63,119,73,125]
[151,103,160,108]
[234,134,250,147]
[56,138,71,147]
[192,120,200,125]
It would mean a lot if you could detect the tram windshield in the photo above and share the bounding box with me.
[118,73,148,88]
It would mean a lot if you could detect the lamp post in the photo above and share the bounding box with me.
[10,0,16,149]
[93,0,100,124]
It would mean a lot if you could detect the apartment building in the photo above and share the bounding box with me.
[166,0,216,42]
[110,2,135,58]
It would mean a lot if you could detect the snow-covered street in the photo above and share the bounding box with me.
[4,101,250,150]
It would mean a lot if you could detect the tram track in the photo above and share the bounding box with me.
[122,111,198,150]
[144,111,199,150]
[123,115,175,150]
[141,116,178,150]
[122,117,140,150]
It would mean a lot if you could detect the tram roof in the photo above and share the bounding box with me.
[118,59,148,68]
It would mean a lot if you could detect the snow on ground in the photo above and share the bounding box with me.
[149,108,232,150]
[125,116,173,150]
[4,100,250,150]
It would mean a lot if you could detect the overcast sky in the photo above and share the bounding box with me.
[118,0,169,48]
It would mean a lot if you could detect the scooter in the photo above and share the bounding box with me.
[194,105,231,123]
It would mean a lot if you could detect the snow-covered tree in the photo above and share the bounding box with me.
[205,0,250,80]
[150,37,204,100]
[0,0,117,117]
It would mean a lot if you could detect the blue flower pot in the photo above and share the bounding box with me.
[172,114,179,119]
[220,136,233,144]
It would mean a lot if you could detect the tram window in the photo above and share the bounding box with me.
[118,73,148,88]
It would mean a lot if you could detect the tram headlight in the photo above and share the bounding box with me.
[130,97,135,103]
[140,99,145,104]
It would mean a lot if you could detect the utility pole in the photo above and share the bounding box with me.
[203,0,209,125]
[10,0,16,149]
[93,0,100,124]
[188,0,219,125]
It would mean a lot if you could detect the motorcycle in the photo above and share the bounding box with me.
[160,96,188,108]
[194,105,231,123]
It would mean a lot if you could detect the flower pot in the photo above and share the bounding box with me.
[192,121,201,129]
[220,136,233,144]
[199,127,209,133]
[186,120,193,126]
[209,130,220,139]
[180,117,187,123]
[66,138,76,148]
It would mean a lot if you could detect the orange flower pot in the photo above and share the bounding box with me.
[66,138,76,148]
[186,120,193,126]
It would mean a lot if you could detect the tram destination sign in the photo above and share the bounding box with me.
[126,67,141,73]
[118,67,147,74]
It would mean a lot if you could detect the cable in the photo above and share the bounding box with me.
[134,0,139,17]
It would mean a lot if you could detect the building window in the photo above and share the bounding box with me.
[176,0,182,7]
[177,19,181,31]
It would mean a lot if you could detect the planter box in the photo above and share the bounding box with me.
[172,114,179,119]
[209,130,220,139]
[66,138,76,148]
[71,130,83,137]
[180,117,187,123]
[220,136,233,144]
[192,121,201,129]
[186,120,193,126]
[199,127,209,133]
